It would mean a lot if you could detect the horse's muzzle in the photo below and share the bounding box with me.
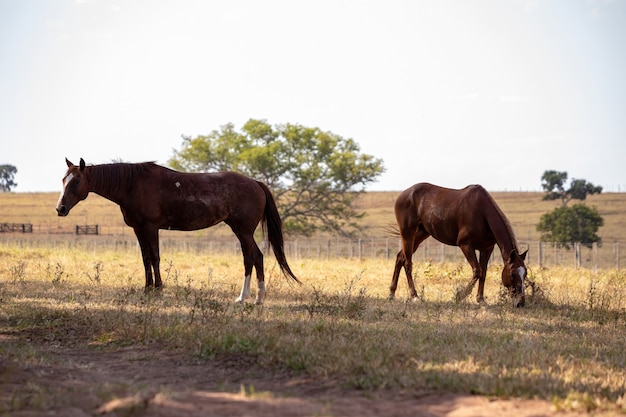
[56,205,69,217]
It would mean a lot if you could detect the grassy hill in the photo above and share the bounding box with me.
[1,190,625,243]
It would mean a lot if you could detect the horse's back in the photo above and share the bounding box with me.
[161,169,264,201]
[397,183,487,208]
[140,168,267,231]
[394,183,492,244]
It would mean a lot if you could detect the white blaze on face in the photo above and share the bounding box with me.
[57,173,74,207]
[517,266,526,296]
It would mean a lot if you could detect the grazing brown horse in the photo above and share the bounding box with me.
[56,158,299,304]
[389,183,528,307]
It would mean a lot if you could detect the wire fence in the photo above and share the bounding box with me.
[284,238,621,271]
[0,234,622,271]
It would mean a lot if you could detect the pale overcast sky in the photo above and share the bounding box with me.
[1,0,625,192]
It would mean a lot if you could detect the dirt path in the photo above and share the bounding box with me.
[1,338,602,417]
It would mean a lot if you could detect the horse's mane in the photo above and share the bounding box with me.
[87,162,157,195]
[480,186,519,252]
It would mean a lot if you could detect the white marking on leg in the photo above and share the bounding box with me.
[255,280,266,305]
[235,274,252,303]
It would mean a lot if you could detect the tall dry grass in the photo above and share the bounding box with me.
[1,241,625,413]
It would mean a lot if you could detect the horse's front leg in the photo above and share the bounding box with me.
[458,244,483,303]
[475,247,494,304]
[134,229,154,288]
[134,227,162,290]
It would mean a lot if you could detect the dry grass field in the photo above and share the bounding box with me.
[2,190,626,242]
[1,190,625,416]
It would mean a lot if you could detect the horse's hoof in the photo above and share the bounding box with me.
[387,294,395,301]
[254,299,264,305]
[144,285,163,294]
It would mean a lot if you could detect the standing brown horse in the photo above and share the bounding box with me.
[389,183,528,307]
[56,158,299,304]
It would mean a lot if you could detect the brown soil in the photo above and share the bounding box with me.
[1,333,603,417]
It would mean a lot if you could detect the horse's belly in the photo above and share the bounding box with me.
[428,231,459,247]
[163,220,219,232]
[422,216,460,246]
[162,201,225,231]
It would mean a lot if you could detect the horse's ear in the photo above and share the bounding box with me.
[79,158,86,171]
[508,249,516,264]
[520,249,528,261]
[509,249,528,263]
[65,158,74,168]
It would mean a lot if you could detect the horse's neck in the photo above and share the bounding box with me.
[486,208,518,261]
[86,165,128,206]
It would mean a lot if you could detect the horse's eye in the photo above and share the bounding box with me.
[69,177,80,190]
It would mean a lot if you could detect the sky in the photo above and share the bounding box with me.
[1,0,625,193]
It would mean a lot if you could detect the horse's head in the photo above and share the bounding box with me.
[56,158,89,217]
[502,249,528,308]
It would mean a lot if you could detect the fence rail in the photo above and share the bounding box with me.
[281,238,622,271]
[0,223,33,233]
[75,225,99,235]
[0,234,622,271]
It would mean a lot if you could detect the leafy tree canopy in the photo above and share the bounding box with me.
[536,203,604,249]
[169,119,385,237]
[0,164,17,192]
[541,170,602,206]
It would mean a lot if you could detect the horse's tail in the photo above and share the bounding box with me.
[383,223,400,237]
[257,182,301,284]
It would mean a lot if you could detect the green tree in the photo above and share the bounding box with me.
[541,170,602,206]
[169,119,385,236]
[536,204,604,249]
[537,170,604,248]
[0,164,17,192]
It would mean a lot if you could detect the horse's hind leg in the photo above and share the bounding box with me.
[233,232,265,304]
[458,244,492,304]
[252,243,265,304]
[235,242,254,303]
[388,250,405,300]
[389,231,428,300]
